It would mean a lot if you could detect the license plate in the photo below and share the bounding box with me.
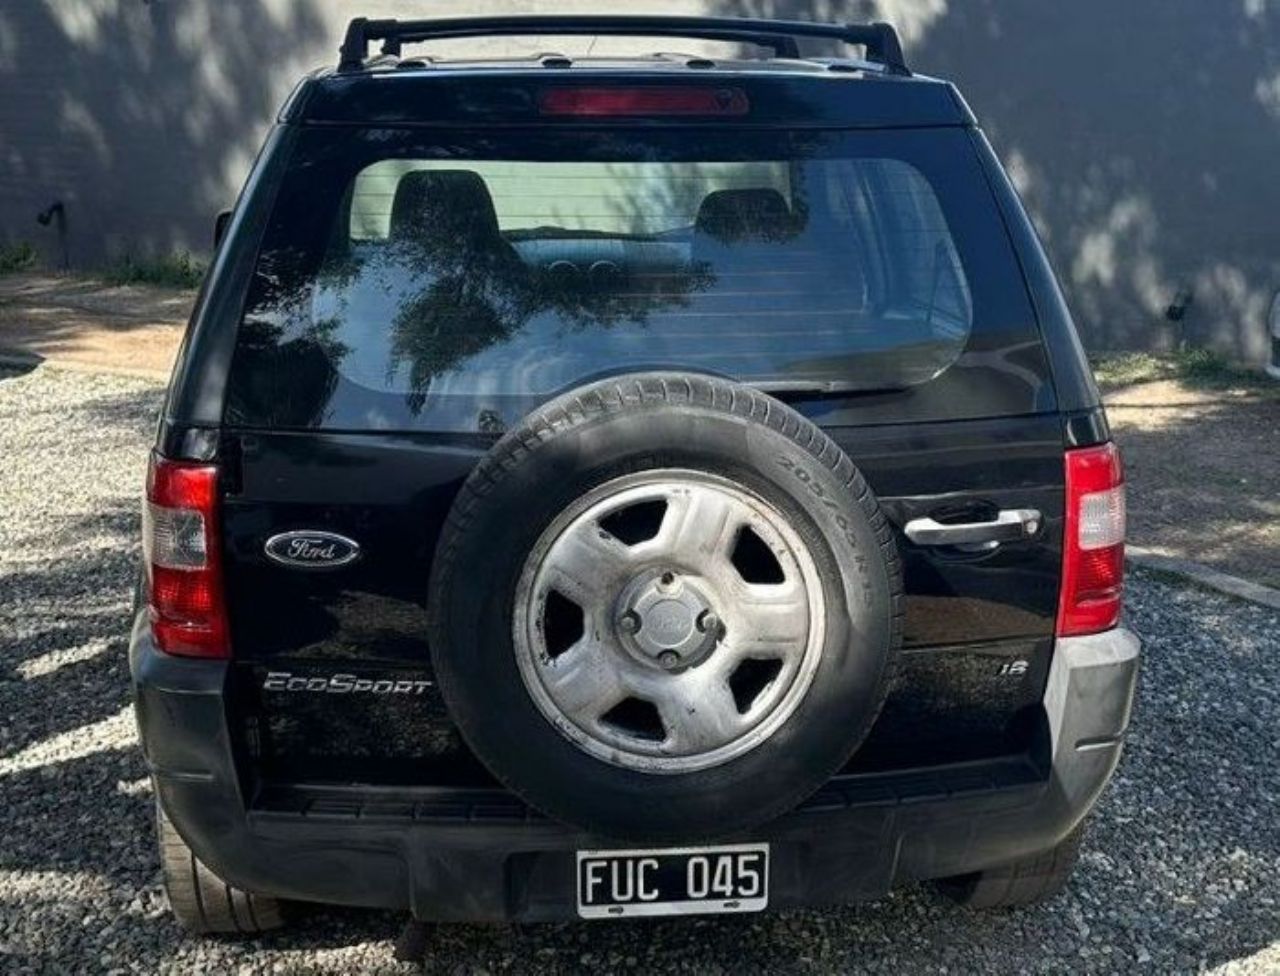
[576,843,769,918]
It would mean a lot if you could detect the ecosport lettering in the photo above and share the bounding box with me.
[261,671,433,696]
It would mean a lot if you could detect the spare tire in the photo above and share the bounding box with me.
[428,373,901,840]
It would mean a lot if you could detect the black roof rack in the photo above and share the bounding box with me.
[337,15,909,76]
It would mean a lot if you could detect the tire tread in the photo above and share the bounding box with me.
[156,802,286,935]
[941,824,1086,909]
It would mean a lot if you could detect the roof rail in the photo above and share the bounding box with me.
[337,15,909,75]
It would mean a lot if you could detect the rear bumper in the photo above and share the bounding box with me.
[131,615,1140,922]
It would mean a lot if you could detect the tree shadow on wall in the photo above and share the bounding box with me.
[0,1,328,266]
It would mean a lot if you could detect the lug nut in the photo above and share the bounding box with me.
[697,611,720,635]
[658,650,681,670]
[618,611,640,635]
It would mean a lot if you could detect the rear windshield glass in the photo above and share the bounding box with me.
[227,127,1022,433]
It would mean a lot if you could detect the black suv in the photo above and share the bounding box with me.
[132,15,1140,933]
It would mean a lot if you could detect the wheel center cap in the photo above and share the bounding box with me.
[645,599,696,647]
[616,571,719,668]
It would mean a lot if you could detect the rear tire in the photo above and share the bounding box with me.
[156,801,286,935]
[937,823,1086,909]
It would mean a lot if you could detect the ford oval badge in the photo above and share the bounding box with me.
[264,531,361,569]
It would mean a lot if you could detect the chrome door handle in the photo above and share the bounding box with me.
[903,508,1042,547]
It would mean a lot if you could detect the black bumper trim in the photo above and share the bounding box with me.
[250,754,1044,825]
[131,612,1140,921]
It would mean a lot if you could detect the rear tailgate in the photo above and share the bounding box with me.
[220,410,1062,781]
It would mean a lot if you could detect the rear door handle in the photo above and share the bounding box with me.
[903,508,1042,547]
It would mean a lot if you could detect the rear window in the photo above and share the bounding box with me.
[227,126,1029,433]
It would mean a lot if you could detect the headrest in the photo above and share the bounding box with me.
[389,170,503,246]
[693,188,795,245]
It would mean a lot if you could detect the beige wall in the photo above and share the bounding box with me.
[2,0,1279,362]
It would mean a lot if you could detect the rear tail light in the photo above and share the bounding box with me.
[1058,442,1126,637]
[143,454,229,658]
[538,86,748,117]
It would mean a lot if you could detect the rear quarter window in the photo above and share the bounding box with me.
[226,126,1044,433]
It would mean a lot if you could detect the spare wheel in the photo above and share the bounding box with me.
[427,372,902,841]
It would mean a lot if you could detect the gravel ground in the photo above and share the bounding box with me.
[1,363,1277,975]
[1104,377,1280,588]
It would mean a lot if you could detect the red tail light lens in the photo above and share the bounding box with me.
[1058,442,1126,637]
[539,86,748,117]
[143,454,229,658]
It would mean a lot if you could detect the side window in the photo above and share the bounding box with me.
[819,161,887,306]
[863,160,972,333]
[815,159,970,333]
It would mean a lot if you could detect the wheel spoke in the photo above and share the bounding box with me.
[542,520,633,605]
[724,581,811,660]
[658,671,746,753]
[657,486,742,564]
[540,638,631,723]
